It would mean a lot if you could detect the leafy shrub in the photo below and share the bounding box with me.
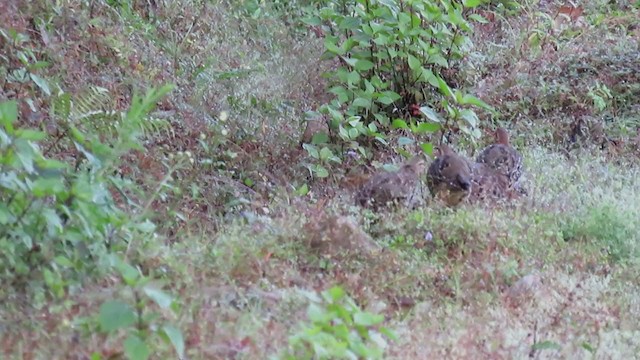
[280,286,396,360]
[301,0,493,169]
[0,84,173,296]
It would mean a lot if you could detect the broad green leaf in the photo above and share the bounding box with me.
[415,122,441,133]
[460,94,494,110]
[30,74,51,96]
[436,77,454,98]
[311,132,329,144]
[468,14,489,23]
[408,55,421,70]
[355,59,374,71]
[296,183,309,196]
[0,204,13,224]
[161,325,185,358]
[319,147,334,161]
[54,256,74,268]
[303,143,320,159]
[111,257,140,285]
[391,119,409,129]
[460,109,479,127]
[143,286,174,309]
[124,335,150,360]
[463,0,483,7]
[327,286,345,301]
[98,301,136,333]
[352,97,371,108]
[136,219,156,233]
[15,129,46,141]
[324,37,344,55]
[421,142,434,157]
[31,178,66,197]
[418,106,445,123]
[314,165,329,178]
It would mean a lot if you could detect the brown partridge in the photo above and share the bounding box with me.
[476,127,523,188]
[468,162,514,204]
[426,144,473,206]
[355,155,427,210]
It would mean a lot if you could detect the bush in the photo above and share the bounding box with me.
[301,0,493,173]
[0,84,173,296]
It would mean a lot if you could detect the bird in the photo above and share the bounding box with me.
[468,162,515,204]
[355,155,427,210]
[426,144,473,206]
[476,127,524,190]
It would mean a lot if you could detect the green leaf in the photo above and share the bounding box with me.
[319,147,334,161]
[463,0,483,7]
[124,335,150,360]
[0,204,14,224]
[314,165,329,178]
[355,59,375,71]
[354,312,384,326]
[99,301,136,333]
[327,286,345,301]
[460,109,479,127]
[398,137,414,146]
[30,74,51,96]
[418,106,445,123]
[460,94,494,111]
[408,55,421,70]
[311,132,329,144]
[376,91,401,105]
[532,340,562,351]
[437,77,454,99]
[468,14,489,23]
[415,122,440,133]
[15,129,46,141]
[352,97,371,108]
[296,183,309,196]
[391,119,409,129]
[303,143,320,159]
[54,256,74,268]
[110,256,140,285]
[143,286,174,309]
[0,100,18,129]
[161,325,185,358]
[324,37,344,55]
[421,142,434,157]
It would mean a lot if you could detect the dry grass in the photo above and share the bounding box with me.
[1,0,640,359]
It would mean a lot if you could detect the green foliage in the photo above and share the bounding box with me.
[0,84,173,295]
[88,255,184,360]
[280,286,396,360]
[301,0,493,164]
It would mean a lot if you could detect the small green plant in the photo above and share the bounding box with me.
[587,81,613,113]
[280,286,397,360]
[87,255,184,360]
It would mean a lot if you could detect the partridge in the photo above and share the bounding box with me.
[468,162,514,204]
[476,127,523,188]
[426,144,473,206]
[355,155,427,210]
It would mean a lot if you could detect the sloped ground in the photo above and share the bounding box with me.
[1,0,640,359]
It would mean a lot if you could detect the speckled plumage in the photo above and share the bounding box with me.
[476,128,523,187]
[355,155,427,210]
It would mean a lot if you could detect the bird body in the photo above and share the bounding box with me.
[476,127,523,188]
[468,162,514,203]
[426,145,473,206]
[356,155,427,210]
